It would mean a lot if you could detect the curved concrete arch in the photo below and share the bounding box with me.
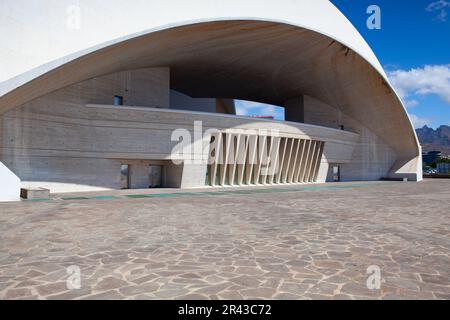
[0,0,421,183]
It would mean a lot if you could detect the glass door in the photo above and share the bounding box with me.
[332,165,341,182]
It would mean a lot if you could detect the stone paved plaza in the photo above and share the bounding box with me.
[0,180,449,300]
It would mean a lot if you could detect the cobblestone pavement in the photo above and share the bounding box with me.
[0,180,449,300]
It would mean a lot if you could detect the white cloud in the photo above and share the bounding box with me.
[260,105,281,117]
[403,98,419,108]
[235,104,250,116]
[235,100,261,116]
[235,100,284,120]
[409,114,431,128]
[387,64,450,105]
[426,1,450,21]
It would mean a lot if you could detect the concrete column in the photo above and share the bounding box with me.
[179,163,208,188]
[284,96,305,123]
[295,140,307,182]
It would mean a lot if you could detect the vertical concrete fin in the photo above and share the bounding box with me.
[289,139,300,183]
[276,138,287,184]
[269,136,281,184]
[300,140,312,183]
[313,142,325,182]
[295,140,307,183]
[209,132,222,186]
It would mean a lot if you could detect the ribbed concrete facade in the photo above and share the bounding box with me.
[207,134,325,187]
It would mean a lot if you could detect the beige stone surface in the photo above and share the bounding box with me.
[0,180,448,300]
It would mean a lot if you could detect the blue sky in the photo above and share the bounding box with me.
[236,0,450,129]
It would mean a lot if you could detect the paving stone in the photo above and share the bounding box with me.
[95,277,129,291]
[131,274,159,284]
[304,293,333,300]
[308,282,338,295]
[332,294,353,300]
[340,283,380,298]
[179,273,202,279]
[434,292,450,300]
[15,295,40,300]
[85,253,108,260]
[13,280,42,289]
[25,270,46,278]
[261,278,281,288]
[154,288,190,299]
[385,277,420,291]
[0,282,13,292]
[35,282,68,296]
[4,288,32,299]
[313,260,344,269]
[47,287,92,300]
[205,275,225,284]
[81,290,124,300]
[0,181,449,300]
[194,282,232,295]
[259,264,290,273]
[175,294,209,300]
[133,294,159,300]
[119,283,159,296]
[420,274,450,285]
[240,287,276,299]
[279,282,310,295]
[101,255,130,264]
[286,260,309,268]
[230,276,262,287]
[235,267,265,276]
[132,258,150,264]
[273,292,304,300]
[218,291,244,300]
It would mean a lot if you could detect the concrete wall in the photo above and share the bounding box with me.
[170,90,216,113]
[0,75,360,194]
[63,67,170,108]
[0,68,174,193]
[303,95,397,181]
[284,96,304,123]
[169,90,236,115]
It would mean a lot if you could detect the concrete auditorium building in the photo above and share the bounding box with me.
[0,0,422,201]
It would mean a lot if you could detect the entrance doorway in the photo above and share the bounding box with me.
[332,165,341,182]
[149,165,162,188]
[121,164,130,189]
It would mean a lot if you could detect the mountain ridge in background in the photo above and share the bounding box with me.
[416,125,450,155]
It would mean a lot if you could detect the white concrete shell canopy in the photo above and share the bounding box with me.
[0,0,421,181]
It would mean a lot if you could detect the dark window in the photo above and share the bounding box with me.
[333,165,341,182]
[121,164,130,189]
[114,95,124,106]
[339,125,345,131]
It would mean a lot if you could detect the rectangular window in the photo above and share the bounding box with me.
[114,95,124,106]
